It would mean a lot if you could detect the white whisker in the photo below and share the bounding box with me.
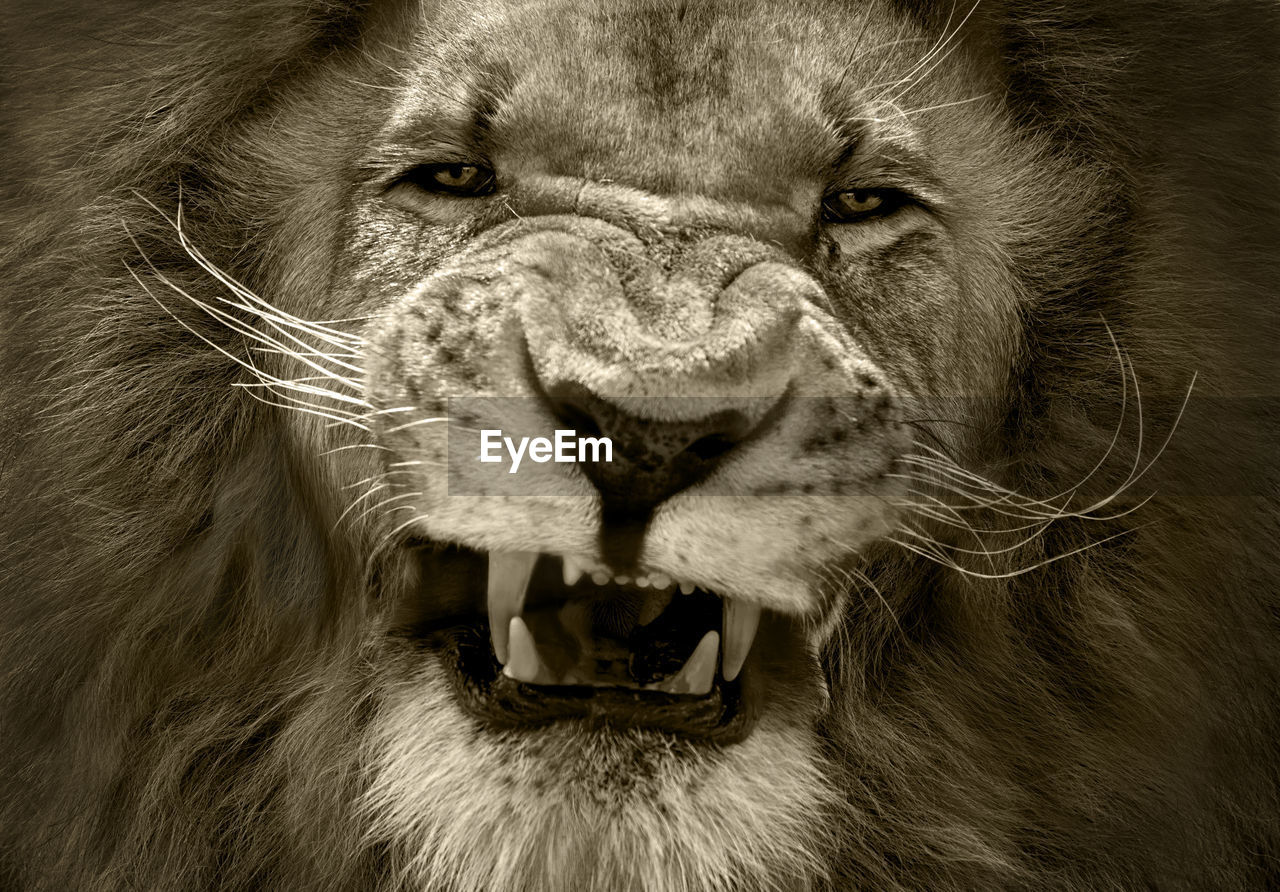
[356,491,424,525]
[232,379,371,409]
[896,94,992,117]
[889,523,1152,581]
[320,443,389,456]
[384,415,449,434]
[890,319,1195,581]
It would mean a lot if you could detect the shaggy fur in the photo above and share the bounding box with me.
[1,1,1278,890]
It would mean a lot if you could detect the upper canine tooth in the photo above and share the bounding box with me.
[721,598,762,682]
[562,556,584,587]
[487,551,539,664]
[679,582,695,595]
[659,630,719,695]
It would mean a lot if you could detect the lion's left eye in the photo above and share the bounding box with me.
[401,162,496,197]
[821,188,904,223]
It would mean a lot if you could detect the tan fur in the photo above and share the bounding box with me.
[1,1,1277,890]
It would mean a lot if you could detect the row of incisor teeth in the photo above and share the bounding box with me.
[561,555,695,594]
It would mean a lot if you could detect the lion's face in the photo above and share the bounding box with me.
[268,1,1095,887]
[16,0,1275,889]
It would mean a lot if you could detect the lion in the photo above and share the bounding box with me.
[1,0,1277,889]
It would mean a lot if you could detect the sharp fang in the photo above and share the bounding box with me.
[562,556,584,587]
[658,631,719,695]
[679,582,695,595]
[487,551,539,664]
[502,616,556,684]
[721,599,761,682]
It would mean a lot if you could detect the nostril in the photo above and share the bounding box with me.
[683,409,755,460]
[684,432,737,462]
[552,400,604,440]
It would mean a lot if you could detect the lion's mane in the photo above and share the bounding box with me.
[1,1,1277,889]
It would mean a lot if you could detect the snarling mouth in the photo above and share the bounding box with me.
[400,548,771,741]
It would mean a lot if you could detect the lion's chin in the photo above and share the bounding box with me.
[387,545,811,744]
[365,648,835,892]
[362,544,835,889]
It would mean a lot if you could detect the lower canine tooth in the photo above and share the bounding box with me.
[487,551,539,664]
[721,599,761,682]
[658,630,719,696]
[502,616,556,684]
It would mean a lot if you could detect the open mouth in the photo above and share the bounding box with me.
[399,547,768,741]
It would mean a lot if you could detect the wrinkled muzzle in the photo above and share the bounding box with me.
[364,213,907,735]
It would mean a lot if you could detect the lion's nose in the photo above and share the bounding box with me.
[505,224,805,564]
[547,384,759,514]
[545,384,772,564]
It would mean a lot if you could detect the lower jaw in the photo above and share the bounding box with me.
[427,621,763,744]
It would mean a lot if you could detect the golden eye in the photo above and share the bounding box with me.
[836,190,883,214]
[432,164,480,189]
[400,162,496,197]
[821,188,902,223]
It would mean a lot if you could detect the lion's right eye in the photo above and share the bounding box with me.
[820,187,908,224]
[399,162,496,197]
